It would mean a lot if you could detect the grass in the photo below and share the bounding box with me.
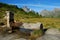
[15,18,60,29]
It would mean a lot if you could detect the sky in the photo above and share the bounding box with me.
[0,0,60,12]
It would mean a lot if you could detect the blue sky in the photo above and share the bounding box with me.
[0,0,60,12]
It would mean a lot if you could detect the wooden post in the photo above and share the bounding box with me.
[6,11,14,33]
[6,11,10,28]
[6,11,14,28]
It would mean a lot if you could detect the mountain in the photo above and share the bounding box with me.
[40,8,60,18]
[22,6,30,12]
[52,8,60,18]
[40,9,53,18]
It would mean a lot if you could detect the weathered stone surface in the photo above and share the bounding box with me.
[14,38,27,40]
[22,22,42,30]
[36,34,60,40]
[45,28,60,35]
[36,28,60,40]
[0,33,27,40]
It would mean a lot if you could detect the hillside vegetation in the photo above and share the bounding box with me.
[0,3,41,20]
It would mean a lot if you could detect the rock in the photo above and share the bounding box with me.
[22,22,42,30]
[36,28,60,40]
[15,38,27,40]
[45,28,60,35]
[36,34,60,40]
[8,31,12,33]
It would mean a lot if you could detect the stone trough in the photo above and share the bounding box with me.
[21,22,43,30]
[19,22,43,36]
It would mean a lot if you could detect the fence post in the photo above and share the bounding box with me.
[6,11,14,33]
[6,11,10,28]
